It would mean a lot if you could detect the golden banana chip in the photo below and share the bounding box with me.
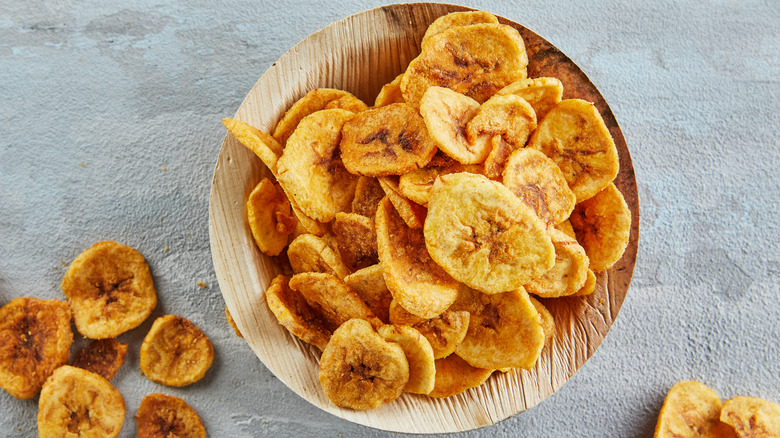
[323,93,369,113]
[421,11,499,46]
[529,297,555,342]
[332,212,379,271]
[528,98,619,202]
[225,305,243,338]
[574,268,598,297]
[428,353,492,399]
[289,197,328,237]
[497,77,564,121]
[502,147,576,226]
[377,324,436,395]
[319,319,409,410]
[273,88,366,146]
[377,176,427,229]
[276,108,358,222]
[401,23,527,106]
[419,86,489,164]
[344,264,393,324]
[654,381,736,438]
[140,315,214,387]
[525,227,589,298]
[388,300,469,359]
[482,136,512,180]
[223,118,284,175]
[570,183,632,272]
[136,393,206,438]
[373,73,405,107]
[0,297,72,399]
[376,197,459,319]
[351,176,386,218]
[467,94,537,151]
[247,177,296,256]
[557,218,577,240]
[340,103,438,176]
[289,272,383,330]
[398,163,484,206]
[37,365,125,438]
[287,233,350,280]
[72,338,128,381]
[721,396,780,438]
[62,240,157,339]
[425,172,555,294]
[266,275,332,350]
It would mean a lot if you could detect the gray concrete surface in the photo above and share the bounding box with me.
[1,0,778,436]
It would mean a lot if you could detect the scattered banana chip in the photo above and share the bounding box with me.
[332,212,379,271]
[574,268,598,297]
[319,319,409,410]
[529,296,555,342]
[37,365,125,438]
[428,353,492,399]
[223,117,284,175]
[72,338,128,381]
[247,177,296,256]
[225,305,244,338]
[497,77,564,121]
[373,73,405,107]
[425,172,555,294]
[377,324,436,395]
[287,233,351,280]
[273,88,366,146]
[654,381,736,438]
[570,182,631,272]
[525,227,589,298]
[721,396,780,438]
[351,176,386,218]
[419,86,489,164]
[377,176,427,229]
[376,197,459,319]
[62,240,157,339]
[266,275,332,350]
[528,98,619,202]
[421,10,499,46]
[344,264,393,324]
[0,297,72,399]
[340,103,438,176]
[388,300,469,359]
[140,315,214,387]
[289,272,383,330]
[136,393,206,438]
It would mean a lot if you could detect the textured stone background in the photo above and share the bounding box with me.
[1,0,778,436]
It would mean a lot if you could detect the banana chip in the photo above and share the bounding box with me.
[276,108,358,222]
[223,118,284,175]
[344,264,393,324]
[0,297,72,399]
[351,176,386,218]
[140,315,214,387]
[388,300,469,359]
[468,94,537,151]
[289,197,328,237]
[376,197,459,319]
[497,77,564,120]
[374,73,405,107]
[377,325,436,395]
[319,319,409,410]
[247,178,296,256]
[324,93,370,113]
[425,172,555,294]
[62,241,157,339]
[398,163,484,206]
[341,103,438,176]
[529,297,555,342]
[332,212,379,271]
[377,176,427,229]
[525,227,589,298]
[266,275,332,350]
[419,86,489,164]
[654,381,736,438]
[528,99,619,202]
[421,11,499,46]
[289,272,383,330]
[556,218,577,240]
[38,365,125,438]
[287,233,350,280]
[428,353,492,399]
[273,88,367,146]
[574,268,598,297]
[721,396,780,438]
[570,183,631,272]
[136,393,206,438]
[72,338,128,381]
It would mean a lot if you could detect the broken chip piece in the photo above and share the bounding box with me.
[72,338,128,381]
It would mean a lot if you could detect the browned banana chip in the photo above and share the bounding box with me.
[0,297,72,399]
[332,212,379,271]
[377,176,427,229]
[421,11,499,46]
[38,365,125,438]
[721,396,780,438]
[419,86,490,164]
[428,353,492,399]
[454,286,545,370]
[529,297,555,342]
[62,241,157,339]
[401,23,528,106]
[247,178,296,256]
[376,197,459,319]
[266,275,332,350]
[482,136,513,180]
[273,88,366,146]
[374,73,405,107]
[425,172,555,294]
[140,315,214,387]
[497,77,564,120]
[344,264,393,324]
[319,319,409,410]
[287,233,351,279]
[223,118,284,175]
[503,148,576,226]
[340,103,438,176]
[136,393,206,438]
[377,324,436,395]
[276,109,358,222]
[351,176,386,218]
[398,163,484,206]
[574,268,598,297]
[388,300,469,359]
[289,197,328,237]
[525,227,589,298]
[289,272,383,330]
[72,338,128,381]
[528,98,619,202]
[225,305,243,338]
[570,183,632,272]
[654,380,736,438]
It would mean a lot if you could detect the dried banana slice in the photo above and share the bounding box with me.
[0,297,72,399]
[654,381,736,438]
[273,88,367,146]
[721,396,780,438]
[225,305,243,338]
[319,319,409,410]
[482,136,513,180]
[247,178,296,256]
[425,172,555,294]
[289,197,328,237]
[570,183,631,272]
[37,365,125,438]
[136,393,206,438]
[340,103,438,176]
[467,94,537,151]
[574,268,598,297]
[497,77,564,121]
[529,297,555,342]
[323,93,369,113]
[376,197,459,319]
[289,272,383,330]
[287,233,350,280]
[377,325,436,395]
[266,275,332,350]
[276,108,358,222]
[344,264,393,324]
[62,241,157,339]
[140,315,214,387]
[419,86,489,164]
[332,212,379,271]
[398,163,484,206]
[72,338,128,381]
[428,354,492,399]
[421,11,499,46]
[528,98,619,202]
[351,176,386,218]
[223,118,284,174]
[377,176,427,229]
[374,73,405,107]
[525,227,589,298]
[388,300,469,359]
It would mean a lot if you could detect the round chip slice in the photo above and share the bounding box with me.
[223,118,283,175]
[425,172,555,294]
[654,380,736,438]
[273,88,367,146]
[62,241,157,339]
[419,86,490,164]
[570,183,632,272]
[388,300,469,359]
[721,396,780,438]
[496,77,564,121]
[0,297,72,399]
[136,393,206,438]
[266,275,332,350]
[525,227,589,298]
[378,324,436,395]
[344,264,393,324]
[467,94,537,151]
[287,233,351,280]
[421,11,499,46]
[72,338,128,381]
[428,353,492,399]
[38,365,125,438]
[288,272,383,330]
[247,178,296,256]
[319,319,409,410]
[140,315,214,387]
